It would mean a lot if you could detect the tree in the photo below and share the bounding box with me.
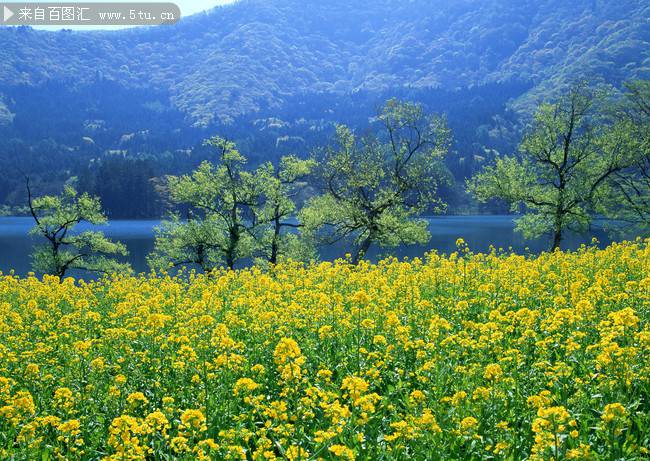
[151,136,259,271]
[80,156,161,219]
[301,99,451,263]
[254,156,317,265]
[147,214,226,273]
[468,85,631,250]
[596,80,650,234]
[27,181,130,278]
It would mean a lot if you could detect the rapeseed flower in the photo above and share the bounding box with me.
[0,239,647,459]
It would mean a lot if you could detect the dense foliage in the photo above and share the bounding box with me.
[0,240,648,459]
[1,0,647,125]
[598,80,650,231]
[20,90,647,278]
[149,137,316,271]
[469,82,650,244]
[0,0,648,216]
[26,184,131,277]
[470,86,629,248]
[302,99,451,263]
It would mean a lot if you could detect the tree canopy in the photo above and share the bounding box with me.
[302,99,451,263]
[150,137,316,271]
[469,85,636,249]
[596,80,650,234]
[254,155,317,265]
[27,182,130,278]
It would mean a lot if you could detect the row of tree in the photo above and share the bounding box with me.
[26,81,649,278]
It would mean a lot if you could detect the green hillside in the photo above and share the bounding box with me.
[0,0,648,125]
[0,0,648,217]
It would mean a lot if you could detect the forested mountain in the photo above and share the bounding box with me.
[0,0,648,217]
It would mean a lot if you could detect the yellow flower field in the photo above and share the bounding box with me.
[0,240,649,460]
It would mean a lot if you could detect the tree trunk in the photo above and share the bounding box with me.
[225,230,237,269]
[225,254,235,270]
[352,235,373,265]
[552,178,566,252]
[551,228,562,251]
[53,242,67,279]
[197,245,208,273]
[269,214,281,265]
[226,207,239,270]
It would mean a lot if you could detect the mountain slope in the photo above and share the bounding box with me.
[0,0,648,126]
[0,0,648,216]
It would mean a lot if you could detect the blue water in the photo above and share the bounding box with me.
[0,215,616,277]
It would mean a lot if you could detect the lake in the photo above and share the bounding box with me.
[0,215,617,277]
